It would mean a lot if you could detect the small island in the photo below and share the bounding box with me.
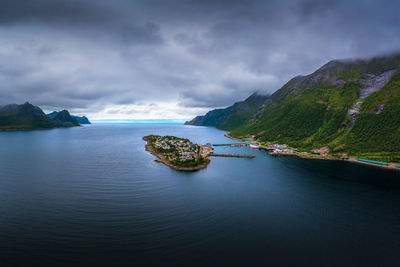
[143,135,210,171]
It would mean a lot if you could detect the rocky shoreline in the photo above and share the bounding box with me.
[269,150,400,171]
[224,133,400,171]
[143,136,210,172]
[223,133,244,142]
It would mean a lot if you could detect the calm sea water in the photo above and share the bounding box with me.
[0,124,399,266]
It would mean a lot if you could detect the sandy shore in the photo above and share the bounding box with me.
[143,136,210,172]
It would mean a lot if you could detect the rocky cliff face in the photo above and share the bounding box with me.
[347,69,396,126]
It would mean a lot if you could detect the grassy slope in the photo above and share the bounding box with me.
[227,55,400,162]
[186,94,268,130]
[343,70,400,161]
[218,95,267,130]
[0,114,56,130]
[232,82,360,147]
[0,103,81,130]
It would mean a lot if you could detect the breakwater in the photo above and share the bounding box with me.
[210,153,255,158]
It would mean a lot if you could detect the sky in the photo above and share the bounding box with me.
[1,0,400,120]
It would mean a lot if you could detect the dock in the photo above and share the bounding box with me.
[212,142,248,146]
[210,153,255,158]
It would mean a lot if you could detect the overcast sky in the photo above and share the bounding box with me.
[1,0,400,119]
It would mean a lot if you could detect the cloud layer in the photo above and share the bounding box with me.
[1,0,400,119]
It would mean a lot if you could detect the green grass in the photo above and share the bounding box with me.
[344,105,400,154]
[231,82,361,149]
[0,114,56,130]
[191,54,400,159]
[232,78,400,159]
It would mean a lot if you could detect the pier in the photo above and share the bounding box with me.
[210,153,255,158]
[212,142,248,146]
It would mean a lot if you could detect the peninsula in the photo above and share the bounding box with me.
[143,135,210,171]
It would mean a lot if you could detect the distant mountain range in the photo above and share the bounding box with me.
[47,111,91,125]
[186,53,400,162]
[0,102,90,131]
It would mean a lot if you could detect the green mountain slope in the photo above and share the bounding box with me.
[0,102,86,131]
[72,115,91,124]
[47,111,91,124]
[185,93,269,130]
[187,53,400,162]
[51,110,80,127]
[342,70,400,160]
[0,102,56,130]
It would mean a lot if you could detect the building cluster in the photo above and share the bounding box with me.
[151,135,202,162]
[200,143,213,159]
[269,144,294,153]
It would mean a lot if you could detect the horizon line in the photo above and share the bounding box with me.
[91,119,189,124]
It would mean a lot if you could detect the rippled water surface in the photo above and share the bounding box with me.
[0,124,399,266]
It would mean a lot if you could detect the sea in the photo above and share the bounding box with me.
[0,123,399,266]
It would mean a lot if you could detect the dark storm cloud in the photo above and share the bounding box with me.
[0,0,164,46]
[0,0,115,25]
[1,0,400,118]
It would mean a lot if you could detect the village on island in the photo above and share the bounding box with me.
[142,134,296,172]
[144,134,400,172]
[143,135,210,171]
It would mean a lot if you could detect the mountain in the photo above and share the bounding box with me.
[51,110,79,127]
[185,92,269,130]
[46,111,59,120]
[187,53,400,162]
[0,102,87,130]
[73,116,91,124]
[47,111,91,124]
[0,102,56,130]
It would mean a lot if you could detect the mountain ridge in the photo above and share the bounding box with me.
[185,92,270,130]
[47,111,91,125]
[0,102,90,131]
[186,52,400,162]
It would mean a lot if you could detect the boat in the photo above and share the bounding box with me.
[249,144,259,149]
